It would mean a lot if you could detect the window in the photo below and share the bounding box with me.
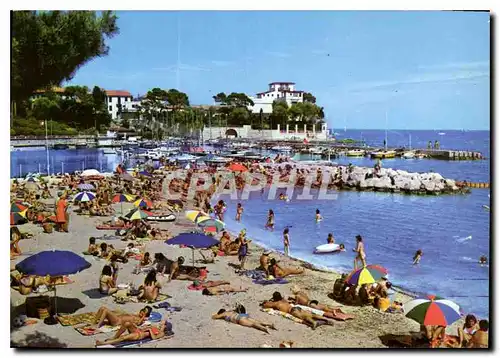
[109,105,112,111]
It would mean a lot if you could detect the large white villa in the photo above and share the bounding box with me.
[248,81,305,114]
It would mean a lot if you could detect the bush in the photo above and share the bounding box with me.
[11,118,79,136]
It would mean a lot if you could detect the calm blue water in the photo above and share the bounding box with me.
[10,130,490,318]
[220,130,491,319]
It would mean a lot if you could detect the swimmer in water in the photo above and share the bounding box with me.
[315,209,323,222]
[479,256,488,266]
[327,233,335,244]
[338,243,346,252]
[235,203,244,222]
[413,250,423,265]
[279,193,285,200]
[265,210,275,231]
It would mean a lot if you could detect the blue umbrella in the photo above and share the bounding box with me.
[166,232,219,249]
[166,233,219,267]
[138,171,152,177]
[16,250,91,276]
[15,250,91,317]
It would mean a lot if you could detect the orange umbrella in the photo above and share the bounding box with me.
[227,163,248,172]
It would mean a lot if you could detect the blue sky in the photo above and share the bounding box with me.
[68,11,490,130]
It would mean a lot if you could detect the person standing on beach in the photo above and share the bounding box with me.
[236,203,244,222]
[238,233,249,269]
[265,210,275,231]
[353,235,366,269]
[283,228,290,257]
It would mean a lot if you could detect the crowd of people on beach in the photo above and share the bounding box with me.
[9,157,489,349]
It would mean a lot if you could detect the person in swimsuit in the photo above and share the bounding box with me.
[93,306,152,328]
[87,237,98,255]
[212,308,277,334]
[265,210,275,231]
[458,314,479,346]
[261,292,334,330]
[268,258,304,278]
[259,251,271,272]
[467,320,488,348]
[237,233,249,270]
[95,319,170,346]
[353,235,367,269]
[288,286,353,320]
[235,203,244,222]
[201,285,248,295]
[327,233,335,244]
[99,265,118,296]
[413,249,423,265]
[282,228,291,257]
[315,209,322,222]
[138,269,162,301]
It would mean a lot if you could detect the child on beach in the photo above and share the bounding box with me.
[315,209,323,223]
[87,237,98,255]
[236,203,244,222]
[413,250,423,265]
[283,228,290,257]
[265,210,275,231]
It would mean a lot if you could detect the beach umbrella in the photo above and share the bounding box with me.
[185,210,208,223]
[112,193,134,213]
[345,265,388,286]
[123,208,152,221]
[134,198,153,209]
[11,202,28,213]
[403,295,462,326]
[77,183,95,191]
[166,232,219,266]
[227,163,248,172]
[73,191,96,203]
[81,169,101,177]
[196,216,225,233]
[15,250,91,321]
[11,210,28,225]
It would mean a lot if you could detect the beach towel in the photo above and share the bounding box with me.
[97,331,175,348]
[261,308,304,324]
[113,293,172,304]
[57,310,125,326]
[239,269,266,280]
[253,278,289,285]
[75,324,120,336]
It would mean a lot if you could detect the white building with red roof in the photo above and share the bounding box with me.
[249,81,304,114]
[105,90,134,119]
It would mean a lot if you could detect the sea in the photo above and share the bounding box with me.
[10,129,491,318]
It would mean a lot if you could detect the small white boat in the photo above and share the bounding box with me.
[102,148,117,155]
[314,243,341,254]
[402,151,416,159]
[370,150,396,159]
[309,147,324,155]
[346,149,365,157]
[271,145,293,153]
[438,132,446,136]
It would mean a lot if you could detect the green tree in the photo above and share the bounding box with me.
[11,11,119,106]
[303,92,316,103]
[288,102,303,122]
[271,101,289,128]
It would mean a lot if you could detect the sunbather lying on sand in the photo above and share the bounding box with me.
[168,257,201,281]
[202,286,248,295]
[261,292,334,330]
[268,258,304,278]
[96,319,170,346]
[288,285,354,320]
[93,306,152,328]
[212,308,277,333]
[190,280,230,290]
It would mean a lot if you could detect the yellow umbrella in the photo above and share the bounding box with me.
[185,210,208,222]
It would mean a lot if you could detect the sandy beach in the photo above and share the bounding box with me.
[10,173,470,349]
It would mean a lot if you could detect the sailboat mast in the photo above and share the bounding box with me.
[385,110,388,150]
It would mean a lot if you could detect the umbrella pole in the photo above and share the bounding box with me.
[192,248,195,268]
[53,284,58,317]
[121,202,123,214]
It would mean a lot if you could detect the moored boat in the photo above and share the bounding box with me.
[370,150,396,159]
[346,149,365,157]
